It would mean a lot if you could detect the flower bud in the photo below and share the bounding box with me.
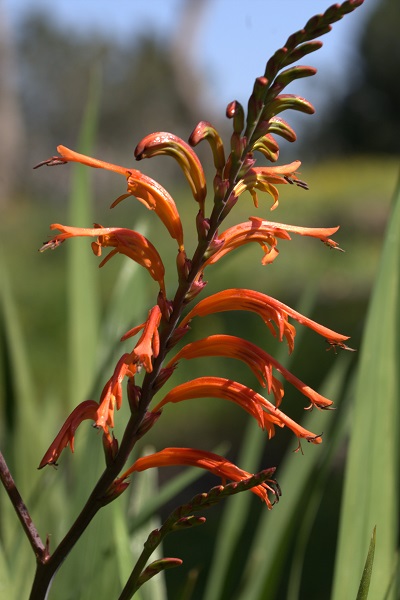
[183,276,207,303]
[136,411,161,439]
[102,431,119,466]
[226,100,244,134]
[196,212,211,241]
[176,250,191,283]
[127,378,141,414]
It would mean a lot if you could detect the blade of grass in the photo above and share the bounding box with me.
[0,257,40,488]
[127,447,168,600]
[356,526,376,600]
[67,67,101,409]
[332,176,400,600]
[286,373,354,599]
[203,284,339,600]
[237,355,351,600]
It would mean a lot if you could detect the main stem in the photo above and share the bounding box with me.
[0,452,47,562]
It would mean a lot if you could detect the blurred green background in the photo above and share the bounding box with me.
[0,0,399,598]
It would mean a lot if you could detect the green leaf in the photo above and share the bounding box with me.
[237,356,351,600]
[332,177,400,600]
[0,256,40,486]
[356,526,376,600]
[67,67,101,409]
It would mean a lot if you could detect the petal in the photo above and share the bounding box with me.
[135,132,207,212]
[180,288,350,351]
[96,354,137,429]
[167,334,333,409]
[38,400,99,468]
[57,145,129,176]
[117,172,184,250]
[122,447,278,507]
[44,224,167,296]
[201,220,291,268]
[234,160,304,210]
[151,376,323,442]
[189,121,226,172]
[131,306,162,373]
[248,216,341,250]
[45,145,184,250]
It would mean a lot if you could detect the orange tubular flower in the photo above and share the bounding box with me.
[167,334,333,409]
[38,400,100,468]
[96,306,162,429]
[233,160,306,210]
[96,353,138,430]
[40,145,184,250]
[120,447,279,508]
[180,288,351,353]
[189,121,226,173]
[202,217,341,268]
[41,224,167,297]
[151,377,323,443]
[122,305,162,373]
[135,132,207,214]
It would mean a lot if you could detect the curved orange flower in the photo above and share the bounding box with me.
[121,305,162,373]
[96,306,162,429]
[167,334,333,409]
[135,132,207,213]
[41,224,166,296]
[119,447,279,508]
[38,400,99,468]
[199,217,341,270]
[180,288,350,353]
[38,145,184,250]
[233,160,306,210]
[189,121,226,172]
[151,377,323,443]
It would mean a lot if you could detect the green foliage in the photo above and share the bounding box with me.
[2,3,398,598]
[356,527,376,600]
[0,169,400,600]
[332,174,400,600]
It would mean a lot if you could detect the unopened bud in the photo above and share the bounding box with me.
[152,366,176,392]
[127,378,141,413]
[166,324,191,349]
[102,431,119,466]
[157,292,173,321]
[136,411,161,439]
[226,100,244,134]
[102,479,130,505]
[184,277,207,303]
[196,212,211,241]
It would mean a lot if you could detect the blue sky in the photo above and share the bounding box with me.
[3,0,376,115]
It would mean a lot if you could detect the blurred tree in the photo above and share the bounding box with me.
[14,2,213,198]
[308,0,400,157]
[0,1,24,206]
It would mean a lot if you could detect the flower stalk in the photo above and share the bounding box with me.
[0,2,365,598]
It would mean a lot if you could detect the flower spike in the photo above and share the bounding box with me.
[34,3,365,588]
